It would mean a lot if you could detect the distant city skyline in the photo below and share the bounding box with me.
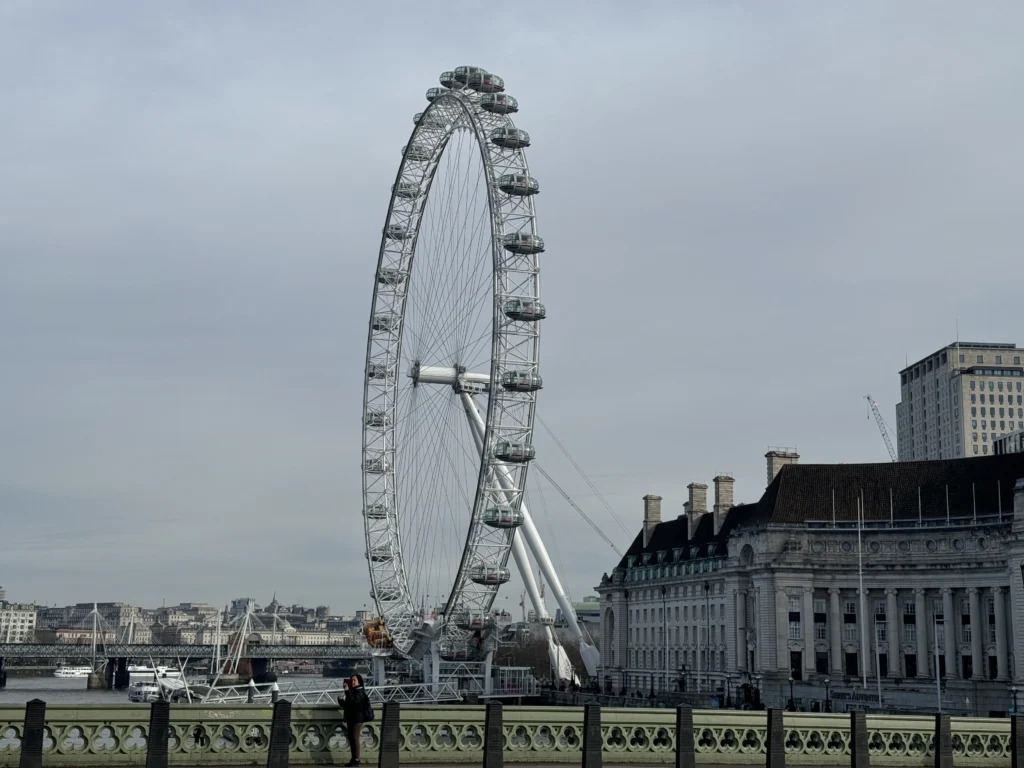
[2,2,1023,608]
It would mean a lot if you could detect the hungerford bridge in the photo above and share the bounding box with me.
[0,643,369,690]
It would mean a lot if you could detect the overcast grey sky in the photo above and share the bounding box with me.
[2,1,1022,614]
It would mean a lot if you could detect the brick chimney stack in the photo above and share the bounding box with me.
[712,475,735,535]
[642,494,662,548]
[766,448,800,486]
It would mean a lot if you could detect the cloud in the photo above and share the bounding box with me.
[1,1,1022,616]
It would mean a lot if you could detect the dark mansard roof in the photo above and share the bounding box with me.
[615,453,1024,569]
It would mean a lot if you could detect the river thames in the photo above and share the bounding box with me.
[0,678,131,705]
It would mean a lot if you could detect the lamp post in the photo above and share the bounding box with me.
[824,677,832,712]
[1010,685,1019,715]
[725,673,733,708]
[703,580,711,694]
[788,675,795,711]
[661,585,668,694]
[753,673,763,708]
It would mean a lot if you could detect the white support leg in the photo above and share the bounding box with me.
[372,655,387,687]
[461,394,560,674]
[460,392,599,677]
[483,649,494,696]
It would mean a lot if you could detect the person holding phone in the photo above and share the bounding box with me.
[338,674,373,766]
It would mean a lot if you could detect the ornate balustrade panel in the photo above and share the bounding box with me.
[0,708,23,766]
[0,704,1018,766]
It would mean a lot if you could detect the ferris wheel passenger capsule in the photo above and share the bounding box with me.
[480,93,518,114]
[454,611,496,631]
[502,298,546,322]
[468,564,512,586]
[425,87,449,102]
[364,503,389,519]
[493,441,535,463]
[482,506,525,528]
[376,268,407,287]
[393,181,421,199]
[498,174,539,196]
[368,546,394,562]
[366,363,392,381]
[439,71,457,88]
[501,371,543,392]
[501,233,545,255]
[372,313,399,332]
[384,223,412,240]
[402,143,433,162]
[364,409,391,428]
[490,127,531,150]
[413,111,446,129]
[453,66,487,84]
[364,456,390,474]
[466,71,504,93]
[371,586,401,601]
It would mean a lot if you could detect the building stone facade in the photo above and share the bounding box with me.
[596,450,1024,715]
[0,602,37,643]
[896,342,1023,461]
[995,429,1024,456]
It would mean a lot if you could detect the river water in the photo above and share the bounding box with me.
[0,677,133,706]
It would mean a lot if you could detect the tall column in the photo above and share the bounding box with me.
[914,589,928,677]
[735,590,747,673]
[802,587,815,676]
[942,588,956,678]
[776,586,790,672]
[886,589,899,677]
[968,587,983,679]
[828,588,842,675]
[858,588,872,678]
[993,587,1008,680]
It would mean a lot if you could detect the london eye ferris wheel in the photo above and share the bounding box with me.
[360,67,596,675]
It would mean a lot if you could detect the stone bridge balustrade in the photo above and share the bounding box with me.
[0,704,1018,765]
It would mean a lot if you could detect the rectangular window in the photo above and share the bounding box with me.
[905,653,918,678]
[845,652,859,676]
[876,620,887,642]
[815,622,827,641]
[816,652,829,675]
[843,624,858,642]
[789,621,801,640]
[813,598,826,614]
[905,623,916,643]
[788,596,800,612]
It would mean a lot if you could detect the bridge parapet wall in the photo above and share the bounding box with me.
[0,704,1016,765]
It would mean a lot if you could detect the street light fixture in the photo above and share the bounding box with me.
[824,677,832,713]
[1010,685,1019,715]
[788,675,795,711]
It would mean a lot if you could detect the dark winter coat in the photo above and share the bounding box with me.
[340,686,372,725]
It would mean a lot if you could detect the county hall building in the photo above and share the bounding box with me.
[595,450,1024,715]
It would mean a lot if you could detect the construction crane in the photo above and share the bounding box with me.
[865,394,898,462]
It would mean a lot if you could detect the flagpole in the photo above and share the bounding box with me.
[858,496,867,690]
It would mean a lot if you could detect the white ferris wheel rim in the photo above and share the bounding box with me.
[360,68,544,657]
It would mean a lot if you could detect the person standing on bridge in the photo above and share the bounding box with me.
[339,674,373,766]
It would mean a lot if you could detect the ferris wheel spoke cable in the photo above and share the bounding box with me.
[531,461,623,557]
[537,416,632,535]
[403,393,460,595]
[402,395,456,582]
[413,148,489,366]
[420,279,493,370]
